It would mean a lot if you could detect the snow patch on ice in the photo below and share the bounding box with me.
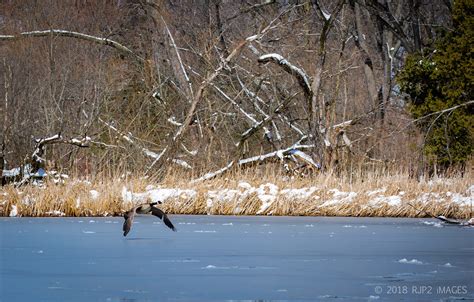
[343,225,367,228]
[194,230,216,233]
[422,221,443,228]
[202,264,276,270]
[154,259,200,263]
[398,258,423,265]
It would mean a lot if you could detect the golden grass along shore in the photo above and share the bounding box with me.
[1,170,472,219]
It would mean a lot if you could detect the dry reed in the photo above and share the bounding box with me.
[0,168,472,219]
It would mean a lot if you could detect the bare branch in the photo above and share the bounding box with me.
[413,101,474,124]
[171,39,249,144]
[192,137,313,183]
[258,53,312,99]
[162,18,194,99]
[99,119,187,171]
[237,92,299,147]
[0,29,143,64]
[226,0,276,22]
[359,0,414,52]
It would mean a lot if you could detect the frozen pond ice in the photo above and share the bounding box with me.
[0,216,473,301]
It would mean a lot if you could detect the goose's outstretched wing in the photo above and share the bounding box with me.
[123,209,136,236]
[151,207,176,231]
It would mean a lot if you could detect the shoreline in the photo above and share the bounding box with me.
[1,175,472,219]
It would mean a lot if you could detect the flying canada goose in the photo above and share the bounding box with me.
[123,201,176,236]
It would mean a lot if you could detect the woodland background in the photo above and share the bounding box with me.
[0,0,472,182]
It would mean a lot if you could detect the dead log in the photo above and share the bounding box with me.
[0,29,143,65]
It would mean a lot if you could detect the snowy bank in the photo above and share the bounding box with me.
[1,178,472,217]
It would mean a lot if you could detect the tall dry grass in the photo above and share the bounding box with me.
[0,167,472,219]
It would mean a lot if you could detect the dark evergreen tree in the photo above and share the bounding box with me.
[398,0,473,172]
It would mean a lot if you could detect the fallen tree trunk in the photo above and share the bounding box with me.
[191,137,314,183]
[0,29,144,64]
[3,134,95,187]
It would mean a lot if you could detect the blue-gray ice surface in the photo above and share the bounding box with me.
[0,216,473,302]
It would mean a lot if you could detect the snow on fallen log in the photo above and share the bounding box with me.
[321,9,331,21]
[192,141,315,183]
[172,159,192,170]
[181,144,198,156]
[167,116,183,127]
[258,53,312,98]
[5,134,97,187]
[288,149,321,170]
[2,166,28,178]
[0,29,143,64]
[192,161,235,183]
